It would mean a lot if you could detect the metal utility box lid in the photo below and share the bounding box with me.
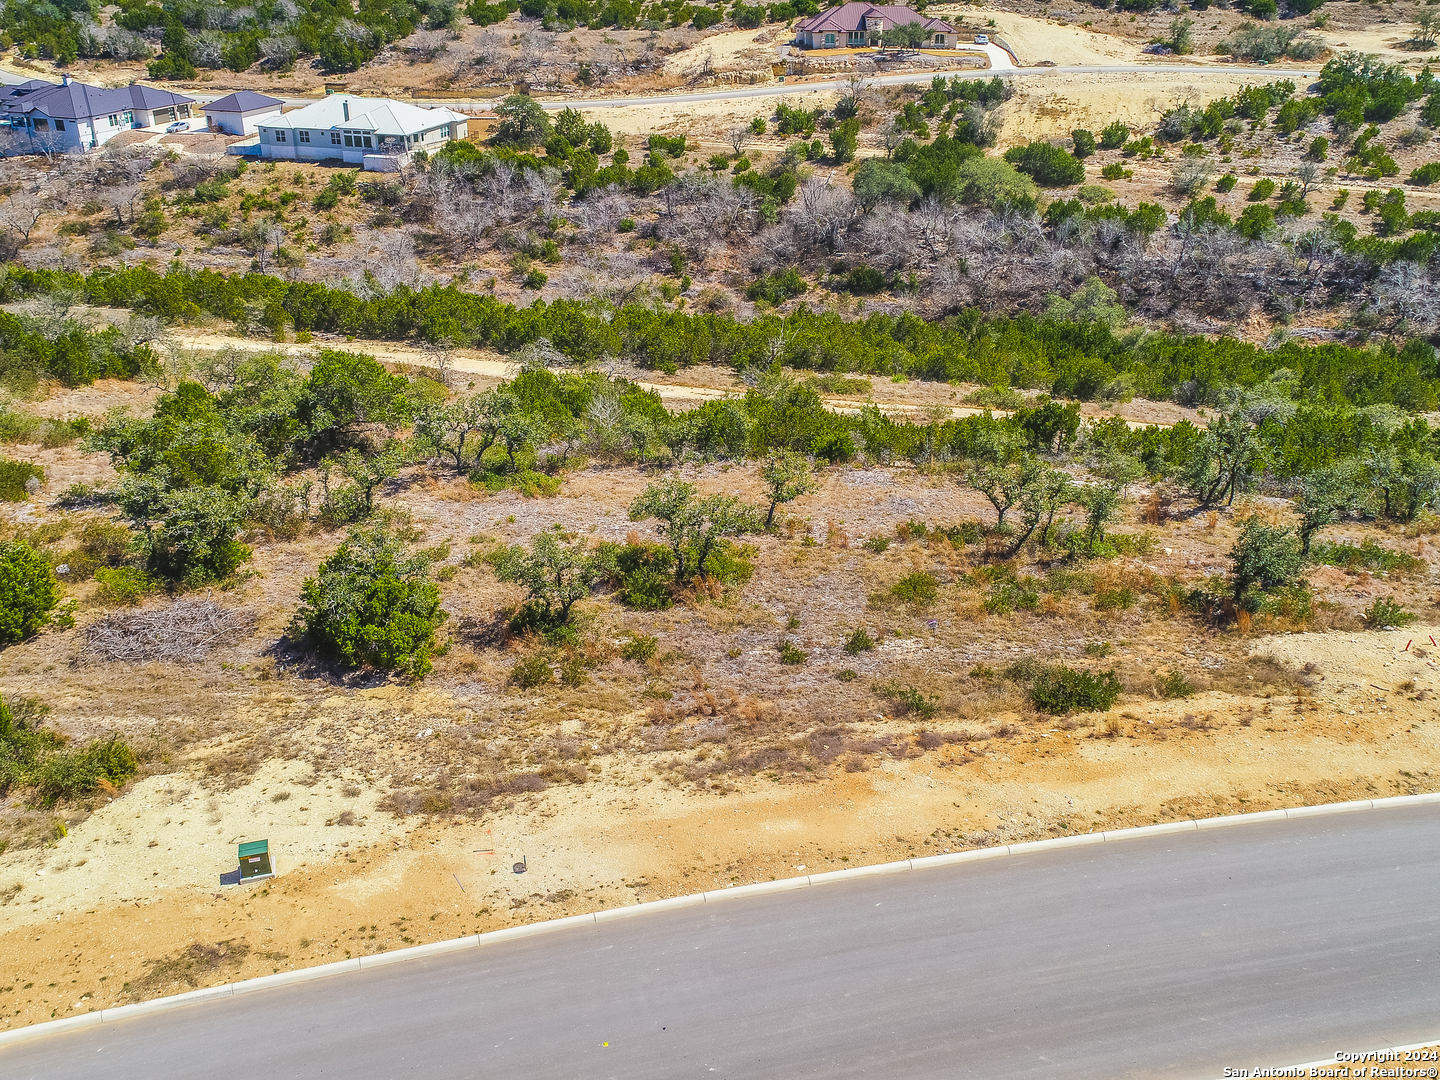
[238,839,274,881]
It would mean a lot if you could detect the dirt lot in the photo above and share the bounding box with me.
[2,361,1439,1029]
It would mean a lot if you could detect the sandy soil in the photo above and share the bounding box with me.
[930,7,1146,67]
[2,611,1437,1027]
[995,69,1263,144]
[662,28,783,78]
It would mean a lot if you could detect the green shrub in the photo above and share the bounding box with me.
[613,542,675,610]
[1230,519,1304,608]
[985,578,1039,614]
[0,406,39,442]
[620,633,659,662]
[861,535,890,554]
[1093,585,1137,612]
[1363,596,1418,628]
[1410,162,1440,186]
[1310,540,1423,574]
[876,680,939,719]
[1215,172,1238,193]
[1099,121,1130,149]
[843,627,875,654]
[0,457,43,501]
[0,694,137,804]
[1156,669,1193,698]
[292,524,447,679]
[93,567,154,606]
[1029,666,1123,714]
[510,652,555,688]
[1003,142,1085,186]
[1248,177,1277,201]
[559,654,589,687]
[0,540,59,644]
[1100,162,1133,180]
[747,268,807,304]
[891,572,939,603]
[836,668,858,682]
[778,639,807,664]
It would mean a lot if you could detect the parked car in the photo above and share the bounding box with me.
[165,120,189,132]
[974,33,989,44]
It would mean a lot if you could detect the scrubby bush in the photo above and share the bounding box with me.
[0,694,137,804]
[1156,670,1194,698]
[0,457,43,501]
[0,540,60,644]
[1029,666,1122,714]
[1099,121,1130,149]
[1410,162,1440,186]
[620,633,658,662]
[1363,596,1418,628]
[93,566,154,606]
[628,479,760,586]
[843,627,875,654]
[494,529,608,631]
[875,680,939,719]
[611,542,675,610]
[891,571,939,603]
[1229,519,1304,608]
[510,652,555,688]
[1003,142,1085,187]
[292,524,447,679]
[778,639,807,664]
[1071,128,1096,158]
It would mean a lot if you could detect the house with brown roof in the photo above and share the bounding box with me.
[794,3,958,49]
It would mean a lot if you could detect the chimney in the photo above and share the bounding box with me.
[342,100,349,122]
[61,73,71,86]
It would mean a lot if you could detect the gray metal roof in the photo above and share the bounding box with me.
[205,91,283,113]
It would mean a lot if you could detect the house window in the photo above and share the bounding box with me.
[343,133,353,146]
[934,33,944,43]
[362,134,372,148]
[330,131,341,144]
[109,114,120,127]
[823,32,835,45]
[275,130,286,142]
[55,119,65,131]
[33,118,48,131]
[298,130,310,143]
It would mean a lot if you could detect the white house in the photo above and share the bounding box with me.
[204,91,283,136]
[0,75,195,153]
[246,95,467,170]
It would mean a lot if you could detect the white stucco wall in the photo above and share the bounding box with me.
[206,108,281,136]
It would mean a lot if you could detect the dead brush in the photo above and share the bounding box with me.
[82,601,258,663]
[1143,489,1167,525]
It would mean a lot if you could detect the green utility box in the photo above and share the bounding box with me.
[238,839,275,882]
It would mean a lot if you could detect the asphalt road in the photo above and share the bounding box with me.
[5,804,1439,1079]
[402,63,1324,112]
[248,61,1328,111]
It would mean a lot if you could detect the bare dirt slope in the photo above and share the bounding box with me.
[1,617,1435,1029]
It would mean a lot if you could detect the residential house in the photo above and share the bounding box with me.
[204,91,283,136]
[794,4,958,49]
[0,74,195,152]
[245,95,468,170]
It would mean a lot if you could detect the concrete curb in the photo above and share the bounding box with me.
[4,791,1439,1050]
